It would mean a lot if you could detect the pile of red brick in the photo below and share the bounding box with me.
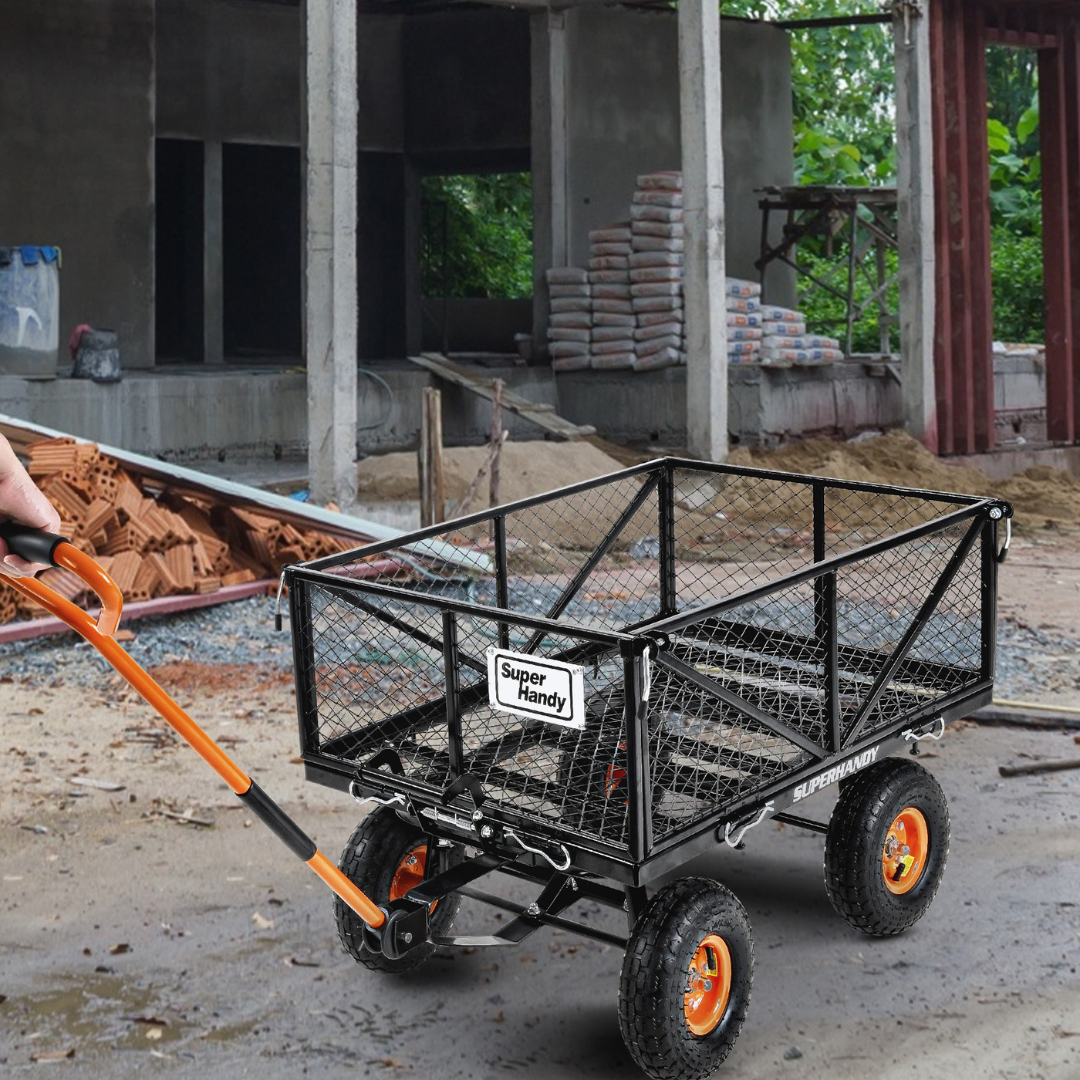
[0,437,356,624]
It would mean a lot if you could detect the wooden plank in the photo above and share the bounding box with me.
[418,387,446,528]
[409,353,595,440]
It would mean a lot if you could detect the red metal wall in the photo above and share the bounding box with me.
[930,1,1080,452]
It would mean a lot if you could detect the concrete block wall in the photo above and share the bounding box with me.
[993,349,1046,412]
[0,0,302,372]
[561,10,797,305]
[23,359,1061,461]
[0,0,156,370]
[156,0,301,145]
[0,366,560,463]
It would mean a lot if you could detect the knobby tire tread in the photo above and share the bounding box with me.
[823,756,950,937]
[618,877,754,1080]
[335,806,460,974]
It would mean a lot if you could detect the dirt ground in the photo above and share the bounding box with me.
[3,432,1080,1078]
[0,676,1077,1079]
[2,530,1079,1079]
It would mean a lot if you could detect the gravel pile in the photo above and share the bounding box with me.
[0,592,1068,704]
[0,596,293,688]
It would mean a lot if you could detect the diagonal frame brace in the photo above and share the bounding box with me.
[655,649,828,760]
[843,515,985,748]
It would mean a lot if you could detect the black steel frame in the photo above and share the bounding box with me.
[284,458,1011,951]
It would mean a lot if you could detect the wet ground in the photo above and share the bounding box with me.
[2,720,1077,1080]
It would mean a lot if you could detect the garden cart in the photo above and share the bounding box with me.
[0,456,1012,1080]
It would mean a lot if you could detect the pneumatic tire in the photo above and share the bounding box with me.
[335,806,462,974]
[618,877,754,1080]
[824,756,950,937]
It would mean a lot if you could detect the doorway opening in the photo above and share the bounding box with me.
[222,143,302,362]
[419,172,532,354]
[986,43,1044,445]
[155,138,204,364]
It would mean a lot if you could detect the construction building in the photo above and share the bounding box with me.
[1,0,1078,505]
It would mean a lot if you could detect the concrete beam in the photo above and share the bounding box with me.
[678,0,728,462]
[894,4,937,450]
[305,0,358,506]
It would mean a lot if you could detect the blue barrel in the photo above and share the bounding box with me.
[0,246,61,377]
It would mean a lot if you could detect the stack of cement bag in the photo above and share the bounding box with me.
[758,303,844,367]
[726,278,763,364]
[546,267,592,372]
[547,169,846,373]
[630,172,685,372]
[587,223,636,370]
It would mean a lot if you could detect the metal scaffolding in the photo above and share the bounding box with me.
[756,185,899,359]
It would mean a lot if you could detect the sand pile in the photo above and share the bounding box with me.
[356,440,630,512]
[354,431,1080,534]
[730,430,1080,528]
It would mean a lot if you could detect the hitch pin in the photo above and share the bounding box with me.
[348,782,406,810]
[722,800,775,849]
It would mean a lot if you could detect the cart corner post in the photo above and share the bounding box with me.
[812,482,842,753]
[621,637,655,865]
[657,460,678,618]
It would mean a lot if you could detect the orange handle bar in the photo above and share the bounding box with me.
[0,537,385,930]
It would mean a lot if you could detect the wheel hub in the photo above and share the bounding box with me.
[684,933,732,1037]
[390,844,428,903]
[881,807,928,895]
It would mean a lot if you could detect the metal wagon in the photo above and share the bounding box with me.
[282,457,1011,1079]
[0,456,1011,1080]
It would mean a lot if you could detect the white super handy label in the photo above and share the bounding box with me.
[486,648,586,729]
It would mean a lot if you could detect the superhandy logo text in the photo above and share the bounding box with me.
[792,745,881,802]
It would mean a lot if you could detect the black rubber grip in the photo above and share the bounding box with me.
[237,780,318,862]
[0,522,68,567]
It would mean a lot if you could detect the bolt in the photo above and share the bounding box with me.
[403,932,413,944]
[480,825,493,839]
[989,507,1003,520]
[471,809,484,823]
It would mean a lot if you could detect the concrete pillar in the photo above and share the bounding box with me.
[679,0,728,462]
[894,4,937,450]
[530,11,568,363]
[203,140,224,365]
[304,0,358,506]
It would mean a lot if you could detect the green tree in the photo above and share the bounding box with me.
[420,173,533,300]
[723,0,897,187]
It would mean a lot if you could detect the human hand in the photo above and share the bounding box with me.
[0,436,63,576]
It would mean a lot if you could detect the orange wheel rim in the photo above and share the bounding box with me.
[684,933,732,1037]
[881,806,929,895]
[389,844,428,903]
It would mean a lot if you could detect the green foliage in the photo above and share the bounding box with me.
[991,226,1043,343]
[723,0,897,187]
[984,45,1043,340]
[420,173,533,300]
[794,247,900,355]
[986,45,1039,138]
[986,88,1041,235]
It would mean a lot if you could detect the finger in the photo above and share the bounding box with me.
[1,554,37,578]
